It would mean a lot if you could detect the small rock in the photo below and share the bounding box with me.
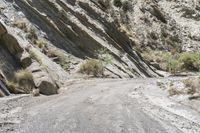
[19,52,32,68]
[32,89,40,97]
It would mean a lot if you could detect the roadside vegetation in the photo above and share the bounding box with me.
[142,50,200,74]
[97,48,113,66]
[79,48,113,77]
[6,69,34,94]
[168,77,200,99]
[156,76,200,99]
[79,59,104,77]
[182,78,200,95]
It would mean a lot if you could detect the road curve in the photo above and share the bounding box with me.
[1,78,200,133]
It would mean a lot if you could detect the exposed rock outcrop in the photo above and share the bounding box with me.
[1,0,199,96]
[0,22,63,96]
[110,0,200,51]
[27,61,58,95]
[0,0,158,78]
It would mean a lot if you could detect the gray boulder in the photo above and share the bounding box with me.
[19,52,32,68]
[28,61,58,95]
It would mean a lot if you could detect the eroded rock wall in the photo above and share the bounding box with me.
[0,22,66,96]
[109,0,200,51]
[1,0,158,78]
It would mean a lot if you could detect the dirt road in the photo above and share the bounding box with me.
[1,78,200,133]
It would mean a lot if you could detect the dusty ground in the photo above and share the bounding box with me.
[1,78,200,133]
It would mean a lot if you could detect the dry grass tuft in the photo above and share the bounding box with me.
[79,59,104,77]
[47,48,70,70]
[15,69,34,93]
[6,69,34,94]
[182,79,200,95]
[12,21,28,32]
[168,78,200,97]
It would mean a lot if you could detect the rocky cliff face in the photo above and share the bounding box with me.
[0,0,199,96]
[0,0,159,77]
[110,0,200,52]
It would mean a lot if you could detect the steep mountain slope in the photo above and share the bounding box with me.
[0,0,200,96]
[110,0,200,51]
[1,0,159,78]
[0,0,160,96]
[1,0,200,132]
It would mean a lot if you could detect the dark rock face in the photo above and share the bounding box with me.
[0,80,10,97]
[8,0,158,78]
[0,22,22,81]
[0,0,198,80]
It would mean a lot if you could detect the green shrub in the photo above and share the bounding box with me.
[167,59,180,74]
[79,59,104,77]
[142,50,172,70]
[142,51,200,74]
[97,48,113,66]
[113,0,122,8]
[178,52,200,71]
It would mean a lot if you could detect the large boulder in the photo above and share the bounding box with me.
[1,34,23,55]
[28,61,58,95]
[0,22,23,56]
